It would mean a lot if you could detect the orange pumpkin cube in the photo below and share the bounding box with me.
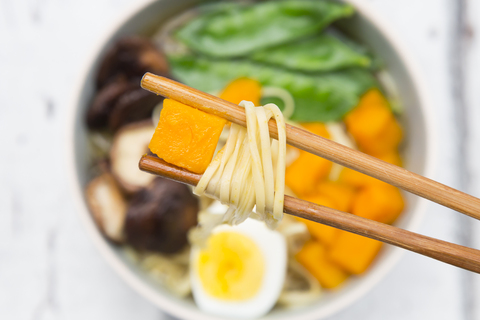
[376,150,403,167]
[296,241,348,289]
[285,123,332,197]
[345,89,402,155]
[316,181,356,213]
[297,195,339,246]
[219,78,262,106]
[285,151,332,197]
[338,167,386,189]
[149,99,227,174]
[351,184,405,224]
[363,118,403,156]
[300,123,331,138]
[328,231,383,275]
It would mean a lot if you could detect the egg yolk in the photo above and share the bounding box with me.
[197,231,264,301]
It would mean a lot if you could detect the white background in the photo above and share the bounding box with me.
[0,0,479,319]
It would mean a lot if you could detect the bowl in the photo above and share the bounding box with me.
[66,0,436,319]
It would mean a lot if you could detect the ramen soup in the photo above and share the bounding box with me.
[84,1,405,318]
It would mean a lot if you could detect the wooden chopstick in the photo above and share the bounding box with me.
[141,73,480,221]
[139,155,480,273]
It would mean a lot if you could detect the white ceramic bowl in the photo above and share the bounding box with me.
[67,1,436,319]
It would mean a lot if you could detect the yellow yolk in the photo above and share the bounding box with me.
[197,232,264,301]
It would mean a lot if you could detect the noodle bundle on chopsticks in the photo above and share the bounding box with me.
[193,101,287,229]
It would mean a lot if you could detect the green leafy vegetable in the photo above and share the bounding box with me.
[176,0,354,58]
[169,55,378,122]
[251,34,372,72]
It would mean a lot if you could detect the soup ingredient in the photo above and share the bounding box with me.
[252,34,372,72]
[110,121,156,193]
[277,259,322,307]
[285,124,331,197]
[261,86,296,119]
[190,219,286,319]
[296,241,348,289]
[316,181,356,213]
[194,101,287,229]
[149,99,227,174]
[345,89,402,155]
[219,78,262,105]
[328,231,383,275]
[125,178,198,254]
[108,87,163,131]
[198,232,264,300]
[176,0,354,58]
[87,37,169,132]
[377,150,403,167]
[128,247,191,297]
[351,184,405,224]
[169,55,378,122]
[297,196,340,246]
[338,167,384,189]
[86,79,136,129]
[86,173,127,243]
[96,36,169,88]
[285,151,332,197]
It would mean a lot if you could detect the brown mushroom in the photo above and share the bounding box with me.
[86,173,127,243]
[96,36,170,89]
[110,120,156,193]
[125,178,198,254]
[86,79,137,129]
[108,87,163,132]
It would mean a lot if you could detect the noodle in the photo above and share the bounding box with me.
[261,86,295,120]
[193,101,287,229]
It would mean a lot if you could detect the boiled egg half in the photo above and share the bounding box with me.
[190,216,287,319]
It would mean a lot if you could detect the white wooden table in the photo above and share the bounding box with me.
[0,0,479,319]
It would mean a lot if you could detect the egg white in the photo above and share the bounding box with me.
[190,216,287,319]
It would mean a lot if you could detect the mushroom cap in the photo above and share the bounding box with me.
[110,120,156,193]
[96,36,170,89]
[86,173,127,243]
[125,178,199,254]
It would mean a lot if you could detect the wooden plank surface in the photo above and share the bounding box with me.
[0,0,477,319]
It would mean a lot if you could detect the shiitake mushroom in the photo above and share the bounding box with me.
[96,36,170,89]
[86,172,127,243]
[125,178,198,254]
[109,120,156,193]
[86,79,137,129]
[87,36,166,131]
[108,88,163,132]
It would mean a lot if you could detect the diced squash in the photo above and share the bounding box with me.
[345,89,402,155]
[219,78,262,106]
[316,181,356,212]
[296,241,348,289]
[285,151,332,197]
[285,123,332,196]
[345,90,391,141]
[149,99,227,174]
[328,231,383,275]
[297,195,339,246]
[300,123,331,138]
[376,151,403,167]
[364,118,403,155]
[351,184,405,224]
[357,87,389,106]
[338,167,386,189]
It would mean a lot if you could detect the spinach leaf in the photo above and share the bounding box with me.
[176,0,354,58]
[251,34,372,72]
[169,55,377,122]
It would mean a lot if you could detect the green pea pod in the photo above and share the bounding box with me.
[251,34,372,72]
[169,55,377,122]
[176,0,354,58]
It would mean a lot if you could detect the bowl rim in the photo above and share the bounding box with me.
[65,0,437,319]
